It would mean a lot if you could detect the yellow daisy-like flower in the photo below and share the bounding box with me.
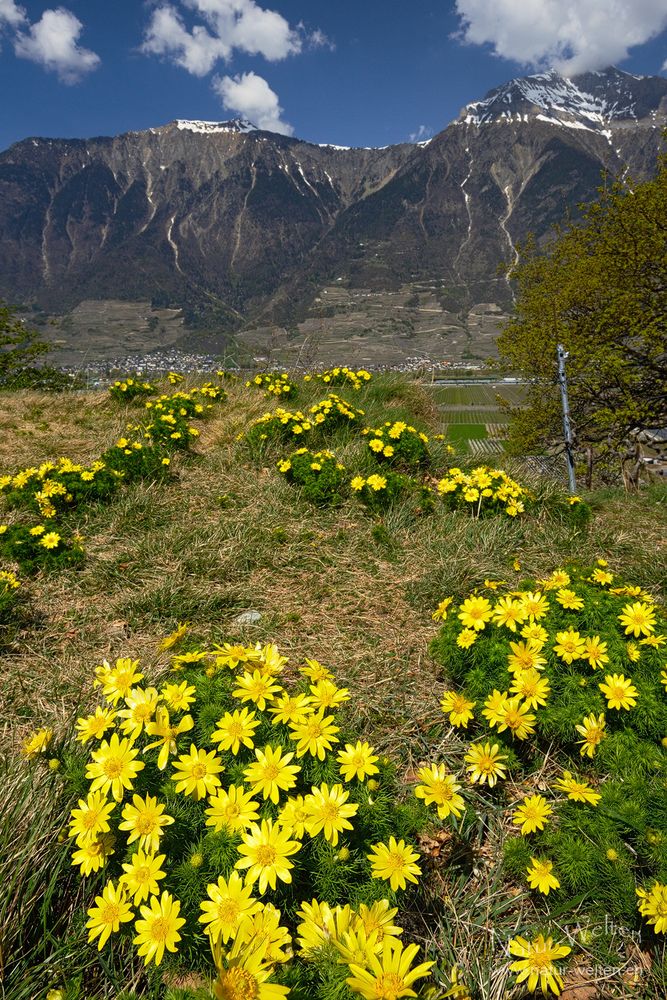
[576,713,606,758]
[117,687,159,741]
[527,858,560,895]
[351,476,366,491]
[509,669,550,709]
[519,591,549,621]
[337,740,380,782]
[481,689,509,728]
[582,635,609,671]
[86,879,134,950]
[553,628,585,664]
[456,628,478,649]
[144,707,194,770]
[160,680,196,711]
[69,790,116,845]
[440,691,476,728]
[235,901,292,965]
[414,764,464,820]
[555,588,584,610]
[118,793,175,852]
[627,641,641,663]
[86,733,145,802]
[235,819,301,895]
[100,658,144,705]
[308,679,351,711]
[367,836,421,891]
[22,727,53,759]
[171,744,224,799]
[199,871,262,942]
[369,438,384,452]
[465,742,508,786]
[303,782,359,845]
[637,882,667,935]
[332,925,383,967]
[232,670,282,711]
[356,900,403,941]
[71,834,115,876]
[458,595,493,631]
[496,697,536,741]
[512,794,552,835]
[300,657,334,682]
[120,849,167,904]
[206,784,260,833]
[244,744,301,804]
[277,794,310,839]
[211,707,260,754]
[598,673,638,711]
[133,890,185,966]
[289,709,340,759]
[508,933,571,996]
[553,771,601,806]
[640,633,665,648]
[211,935,290,1000]
[520,622,549,645]
[618,601,656,637]
[75,706,117,744]
[346,938,434,1000]
[432,596,454,621]
[492,596,526,632]
[39,531,61,549]
[591,568,614,586]
[507,640,546,674]
[269,691,312,726]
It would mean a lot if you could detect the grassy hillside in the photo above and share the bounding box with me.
[1,372,666,1000]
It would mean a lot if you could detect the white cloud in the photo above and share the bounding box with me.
[213,69,293,134]
[0,0,26,29]
[409,124,433,142]
[142,0,318,73]
[14,7,100,83]
[454,0,667,74]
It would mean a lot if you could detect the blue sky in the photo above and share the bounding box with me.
[1,1,666,151]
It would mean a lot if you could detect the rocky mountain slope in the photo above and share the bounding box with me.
[1,67,665,351]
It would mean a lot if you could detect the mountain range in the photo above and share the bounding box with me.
[1,66,666,365]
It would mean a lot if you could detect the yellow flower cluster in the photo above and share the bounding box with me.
[109,377,155,400]
[350,473,387,493]
[0,458,107,518]
[0,568,20,590]
[64,638,432,992]
[637,881,667,934]
[246,372,294,397]
[304,367,372,390]
[248,393,365,442]
[437,465,529,517]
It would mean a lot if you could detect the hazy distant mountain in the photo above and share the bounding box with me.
[0,67,665,335]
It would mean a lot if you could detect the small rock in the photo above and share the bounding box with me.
[233,610,262,626]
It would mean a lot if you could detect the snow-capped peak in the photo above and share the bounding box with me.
[172,118,258,134]
[459,66,667,133]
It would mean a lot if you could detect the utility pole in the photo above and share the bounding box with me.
[557,344,577,494]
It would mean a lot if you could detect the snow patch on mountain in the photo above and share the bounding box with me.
[173,119,258,134]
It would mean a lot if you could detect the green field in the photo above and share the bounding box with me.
[431,383,527,407]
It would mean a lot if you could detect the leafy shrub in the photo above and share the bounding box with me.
[245,394,365,451]
[277,449,347,506]
[109,378,157,402]
[436,465,531,517]
[246,372,296,398]
[0,567,20,625]
[304,367,372,391]
[0,521,84,574]
[362,420,431,470]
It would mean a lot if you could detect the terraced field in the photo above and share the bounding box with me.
[427,381,527,455]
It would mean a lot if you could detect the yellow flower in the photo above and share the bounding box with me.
[351,476,366,491]
[69,790,116,845]
[206,785,261,833]
[599,673,638,711]
[300,657,334,682]
[492,596,526,632]
[133,890,185,966]
[303,782,359,845]
[456,628,478,649]
[39,531,61,549]
[576,713,606,758]
[144,707,194,770]
[440,682,477,724]
[211,935,290,1000]
[269,691,312,726]
[120,849,167,903]
[553,771,601,806]
[519,591,549,621]
[346,938,434,1000]
[369,438,384,452]
[414,764,464,820]
[243,744,300,803]
[337,740,380,782]
[235,819,301,895]
[118,793,175,852]
[276,794,309,838]
[366,474,387,491]
[117,687,159,740]
[211,707,260,754]
[618,601,656,637]
[512,795,553,835]
[99,657,144,705]
[75,706,117,743]
[496,697,536,740]
[553,628,585,664]
[482,689,509,727]
[432,596,454,621]
[171,744,224,799]
[308,678,351,710]
[71,834,115,876]
[637,882,667,934]
[367,836,421,891]
[289,709,340,759]
[158,622,188,651]
[458,595,493,631]
[555,588,584,610]
[86,879,133,949]
[527,858,560,895]
[520,622,549,644]
[509,934,571,995]
[86,733,145,801]
[22,727,53,759]
[160,680,196,711]
[582,636,609,670]
[464,742,508,786]
[199,871,262,942]
[232,670,282,710]
[591,568,614,585]
[509,670,550,709]
[627,641,641,663]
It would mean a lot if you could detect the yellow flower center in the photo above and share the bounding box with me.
[262,763,280,780]
[528,946,554,970]
[82,809,100,829]
[103,757,123,778]
[218,967,258,1000]
[256,845,277,866]
[306,720,323,738]
[150,916,171,943]
[133,705,153,721]
[435,781,453,800]
[321,801,340,822]
[135,865,152,884]
[192,763,208,780]
[375,972,405,1000]
[505,709,522,729]
[386,852,406,872]
[136,811,158,835]
[217,899,240,924]
[228,722,244,738]
[225,802,241,819]
[609,685,626,702]
[100,902,120,924]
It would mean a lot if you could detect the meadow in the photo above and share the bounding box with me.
[1,369,666,1000]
